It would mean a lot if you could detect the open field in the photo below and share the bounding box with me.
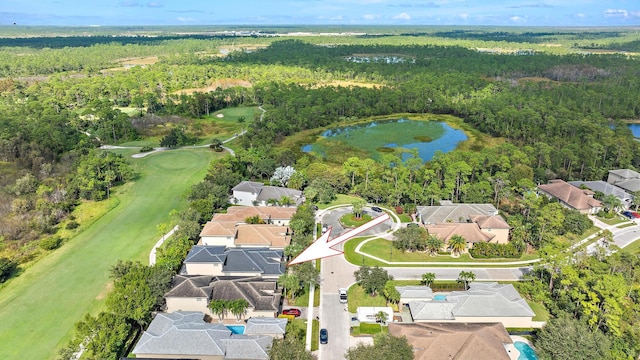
[0,148,218,360]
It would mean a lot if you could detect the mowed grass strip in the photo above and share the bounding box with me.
[0,148,218,360]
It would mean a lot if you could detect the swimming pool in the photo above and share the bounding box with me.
[433,294,447,301]
[515,341,538,360]
[226,325,245,335]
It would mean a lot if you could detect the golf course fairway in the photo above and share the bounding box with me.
[0,148,218,359]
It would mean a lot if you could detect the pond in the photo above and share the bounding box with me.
[301,119,467,162]
[628,123,640,138]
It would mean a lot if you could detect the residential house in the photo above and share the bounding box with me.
[569,180,633,209]
[164,275,281,319]
[200,223,291,249]
[416,202,510,249]
[388,322,514,360]
[132,311,273,360]
[538,179,602,214]
[182,245,285,278]
[212,206,297,226]
[607,169,640,193]
[231,181,304,206]
[407,282,536,328]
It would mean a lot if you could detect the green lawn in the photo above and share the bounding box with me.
[527,300,550,322]
[0,148,218,360]
[347,285,386,313]
[354,238,539,265]
[340,213,373,227]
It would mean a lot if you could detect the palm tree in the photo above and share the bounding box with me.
[208,299,227,321]
[278,273,300,301]
[457,271,476,291]
[230,299,249,321]
[448,235,467,256]
[420,272,436,286]
[279,196,292,207]
[601,194,622,214]
[425,236,443,256]
[376,310,388,325]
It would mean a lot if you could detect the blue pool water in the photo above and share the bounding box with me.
[226,325,245,334]
[515,341,538,360]
[433,294,447,301]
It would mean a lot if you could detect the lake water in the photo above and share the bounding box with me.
[628,124,640,138]
[302,119,467,162]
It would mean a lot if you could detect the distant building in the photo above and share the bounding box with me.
[538,179,602,214]
[416,202,510,248]
[607,169,640,193]
[231,181,304,206]
[569,180,633,209]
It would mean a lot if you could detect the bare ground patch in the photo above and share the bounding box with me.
[313,80,383,89]
[96,282,113,300]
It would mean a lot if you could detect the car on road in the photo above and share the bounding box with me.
[632,211,640,219]
[320,328,328,344]
[339,288,348,303]
[623,211,635,219]
[371,206,383,212]
[282,308,301,317]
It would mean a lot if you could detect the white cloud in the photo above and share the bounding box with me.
[575,13,586,18]
[393,12,411,20]
[631,11,640,18]
[604,9,628,18]
[176,16,195,22]
[510,16,524,22]
[363,14,380,20]
[459,13,469,19]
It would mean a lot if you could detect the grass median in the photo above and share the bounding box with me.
[0,148,218,360]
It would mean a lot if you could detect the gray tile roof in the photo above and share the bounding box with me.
[397,285,434,300]
[609,169,640,179]
[184,245,227,264]
[409,300,456,320]
[569,180,633,206]
[256,186,303,204]
[133,312,272,359]
[417,204,498,224]
[165,275,213,298]
[183,246,285,277]
[245,317,287,336]
[211,276,281,312]
[233,181,265,194]
[223,248,285,276]
[409,282,534,321]
[614,178,640,193]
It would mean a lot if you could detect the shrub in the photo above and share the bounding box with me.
[39,236,63,251]
[65,220,80,230]
[469,242,522,259]
[0,257,17,283]
[140,146,154,153]
[395,206,403,214]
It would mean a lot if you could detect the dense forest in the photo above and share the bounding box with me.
[0,27,639,359]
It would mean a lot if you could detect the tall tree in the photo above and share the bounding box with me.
[457,270,476,291]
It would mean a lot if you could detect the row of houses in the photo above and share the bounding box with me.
[131,202,299,359]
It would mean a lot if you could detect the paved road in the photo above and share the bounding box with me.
[319,254,354,360]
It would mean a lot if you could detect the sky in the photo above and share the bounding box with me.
[1,0,640,27]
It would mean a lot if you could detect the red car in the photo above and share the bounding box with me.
[632,211,640,219]
[282,308,302,317]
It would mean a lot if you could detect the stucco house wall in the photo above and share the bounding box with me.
[184,263,223,276]
[200,235,235,247]
[232,190,257,206]
[165,297,212,317]
[483,228,509,244]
